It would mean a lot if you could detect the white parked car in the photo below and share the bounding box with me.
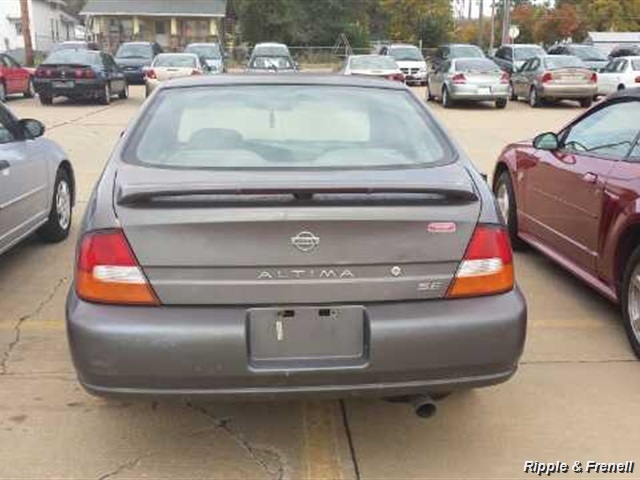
[379,44,428,85]
[597,56,640,96]
[144,53,209,97]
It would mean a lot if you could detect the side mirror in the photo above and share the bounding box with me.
[533,132,560,151]
[19,119,45,139]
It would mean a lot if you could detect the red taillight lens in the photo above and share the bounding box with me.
[146,69,157,79]
[74,69,83,78]
[446,225,514,298]
[36,67,52,78]
[191,69,202,75]
[75,230,159,305]
[452,73,466,84]
[85,68,96,79]
[500,72,510,84]
[541,72,553,83]
[635,76,640,83]
[386,73,405,82]
[590,72,598,83]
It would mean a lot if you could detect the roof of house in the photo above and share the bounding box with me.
[587,32,640,43]
[81,0,228,17]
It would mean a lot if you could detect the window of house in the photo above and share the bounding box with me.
[155,21,167,34]
[14,21,22,35]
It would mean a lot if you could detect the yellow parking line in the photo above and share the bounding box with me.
[0,320,65,330]
[302,400,344,480]
[530,318,612,329]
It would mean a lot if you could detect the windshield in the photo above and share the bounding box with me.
[116,44,153,59]
[43,50,100,65]
[153,55,197,68]
[389,47,424,61]
[451,46,484,58]
[455,58,500,72]
[185,44,221,59]
[249,56,293,70]
[544,56,585,69]
[350,56,397,70]
[514,46,545,60]
[570,46,607,61]
[253,45,289,56]
[125,86,447,169]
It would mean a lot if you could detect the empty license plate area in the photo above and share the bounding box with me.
[248,306,366,368]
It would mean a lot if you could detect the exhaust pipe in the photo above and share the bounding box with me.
[410,395,438,419]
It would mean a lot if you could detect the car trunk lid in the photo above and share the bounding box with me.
[113,163,481,305]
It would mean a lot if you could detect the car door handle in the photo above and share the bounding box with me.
[583,172,598,184]
[0,160,10,172]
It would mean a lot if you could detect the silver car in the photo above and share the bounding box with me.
[341,54,404,82]
[66,75,526,411]
[510,55,597,108]
[0,103,74,255]
[427,58,509,108]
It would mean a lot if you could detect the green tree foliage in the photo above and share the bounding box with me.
[381,0,453,46]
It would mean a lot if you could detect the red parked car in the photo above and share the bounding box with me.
[0,53,35,102]
[493,88,640,358]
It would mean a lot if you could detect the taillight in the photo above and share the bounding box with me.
[452,73,466,84]
[75,230,159,305]
[35,67,52,78]
[590,72,598,83]
[146,69,157,79]
[84,68,96,79]
[191,69,202,75]
[386,72,405,82]
[446,225,514,298]
[500,72,510,84]
[635,76,640,83]
[541,72,553,83]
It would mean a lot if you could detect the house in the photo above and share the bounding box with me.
[80,0,235,53]
[0,0,80,54]
[585,31,640,55]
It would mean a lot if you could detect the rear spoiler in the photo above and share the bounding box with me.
[116,182,478,205]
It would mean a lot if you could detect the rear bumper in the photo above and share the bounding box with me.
[145,79,160,93]
[66,288,527,399]
[33,78,104,97]
[450,84,509,101]
[540,84,596,99]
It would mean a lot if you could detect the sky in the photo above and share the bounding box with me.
[455,0,555,19]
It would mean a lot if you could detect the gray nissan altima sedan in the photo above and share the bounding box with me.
[66,75,526,408]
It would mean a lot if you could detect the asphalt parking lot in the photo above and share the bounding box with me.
[1,85,639,480]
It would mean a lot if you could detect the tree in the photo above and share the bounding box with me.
[380,0,453,46]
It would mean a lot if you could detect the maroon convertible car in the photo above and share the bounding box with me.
[493,88,640,358]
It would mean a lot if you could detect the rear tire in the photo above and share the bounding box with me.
[118,82,129,100]
[442,87,453,108]
[426,82,434,101]
[99,82,111,105]
[495,97,507,109]
[579,97,592,108]
[38,168,72,243]
[493,170,524,249]
[620,246,640,360]
[24,77,35,98]
[508,82,517,101]
[618,84,625,91]
[39,93,53,105]
[528,87,542,108]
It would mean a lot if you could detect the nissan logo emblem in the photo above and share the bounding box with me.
[291,231,320,252]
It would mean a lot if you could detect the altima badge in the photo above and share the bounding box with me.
[291,231,320,252]
[391,266,403,277]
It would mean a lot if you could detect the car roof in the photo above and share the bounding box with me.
[447,43,482,48]
[388,43,418,48]
[186,43,219,46]
[120,41,154,46]
[164,74,408,90]
[255,42,288,48]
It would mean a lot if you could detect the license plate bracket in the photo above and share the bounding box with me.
[248,306,365,368]
[53,81,75,89]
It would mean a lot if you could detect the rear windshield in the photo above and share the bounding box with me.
[514,46,545,60]
[455,59,500,72]
[544,56,584,69]
[389,47,424,61]
[632,60,640,70]
[116,43,153,59]
[153,55,197,68]
[350,56,397,70]
[185,44,221,59]
[43,50,100,65]
[249,56,293,70]
[570,45,607,61]
[125,86,448,169]
[450,46,484,58]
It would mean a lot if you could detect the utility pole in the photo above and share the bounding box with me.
[468,0,473,19]
[20,0,34,66]
[501,0,512,45]
[477,0,485,49]
[490,0,496,52]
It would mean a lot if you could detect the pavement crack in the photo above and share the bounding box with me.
[340,399,361,480]
[48,105,115,131]
[185,401,287,480]
[96,453,148,480]
[0,277,68,375]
